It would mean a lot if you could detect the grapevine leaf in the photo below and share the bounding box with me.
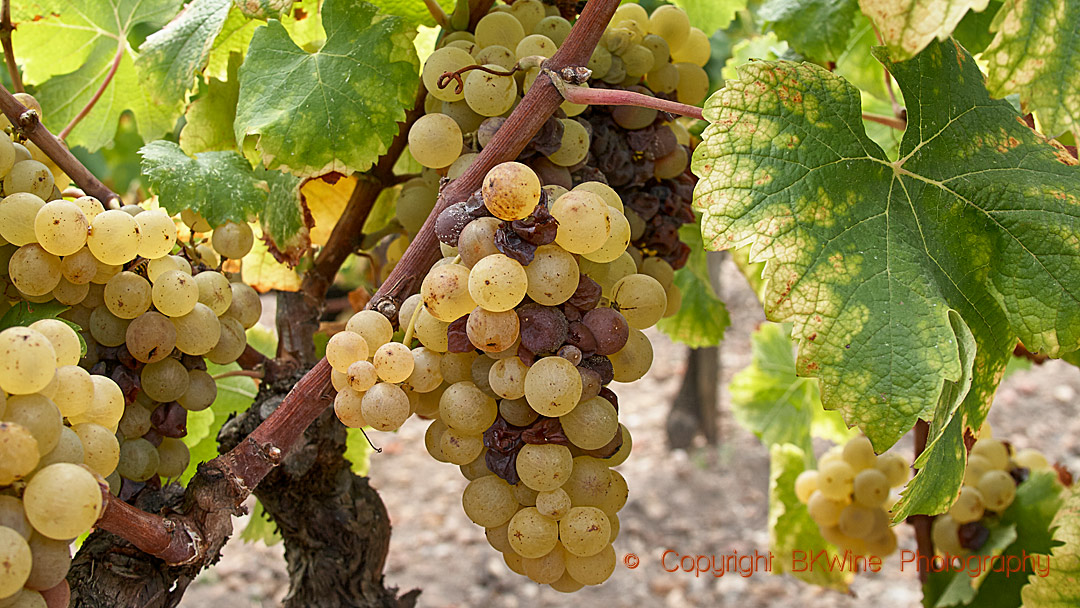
[721,33,790,83]
[1022,482,1080,606]
[234,0,419,178]
[258,167,311,265]
[858,0,992,60]
[983,0,1080,141]
[140,140,264,225]
[367,0,455,27]
[13,0,186,151]
[730,246,767,302]
[11,0,179,84]
[731,323,856,460]
[835,15,895,102]
[180,360,258,483]
[241,225,302,292]
[951,0,1004,54]
[670,0,747,35]
[925,472,1063,607]
[303,174,356,246]
[657,221,729,348]
[0,301,68,331]
[891,310,976,522]
[362,185,400,233]
[693,40,1080,455]
[239,499,282,544]
[180,53,242,154]
[758,0,858,61]
[768,443,851,591]
[136,0,233,104]
[205,6,259,79]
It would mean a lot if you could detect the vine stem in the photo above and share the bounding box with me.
[560,84,704,120]
[87,0,620,568]
[0,84,120,205]
[909,419,933,584]
[0,0,23,93]
[60,40,124,140]
[863,112,906,130]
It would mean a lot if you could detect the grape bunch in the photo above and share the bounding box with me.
[0,94,262,605]
[794,435,910,558]
[931,426,1054,556]
[403,1,704,305]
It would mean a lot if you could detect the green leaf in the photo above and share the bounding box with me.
[671,0,746,36]
[13,0,186,151]
[720,33,790,83]
[768,444,851,591]
[180,54,242,154]
[257,167,310,264]
[892,310,976,522]
[234,0,419,177]
[835,15,895,101]
[693,40,1080,454]
[180,359,259,482]
[140,140,264,225]
[205,6,259,79]
[983,0,1080,141]
[858,0,992,60]
[239,499,282,545]
[362,184,400,233]
[368,0,455,27]
[1022,481,1080,606]
[0,301,69,331]
[731,323,855,458]
[12,0,180,84]
[656,221,729,348]
[951,1,1004,54]
[758,0,858,61]
[136,0,233,105]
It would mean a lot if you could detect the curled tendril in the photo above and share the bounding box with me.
[437,64,520,94]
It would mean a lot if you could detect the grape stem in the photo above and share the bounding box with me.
[0,84,122,206]
[557,81,705,121]
[0,0,23,93]
[862,112,907,130]
[88,0,620,569]
[212,369,265,381]
[908,419,934,584]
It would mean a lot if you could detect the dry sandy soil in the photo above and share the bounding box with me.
[180,257,1080,608]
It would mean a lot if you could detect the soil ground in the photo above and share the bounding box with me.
[179,256,1080,608]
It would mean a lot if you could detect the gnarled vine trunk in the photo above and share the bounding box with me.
[218,372,419,608]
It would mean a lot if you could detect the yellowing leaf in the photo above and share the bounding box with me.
[859,0,991,60]
[303,174,357,246]
[242,226,301,292]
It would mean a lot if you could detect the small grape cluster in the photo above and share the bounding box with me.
[0,94,262,605]
[795,436,910,558]
[931,426,1053,556]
